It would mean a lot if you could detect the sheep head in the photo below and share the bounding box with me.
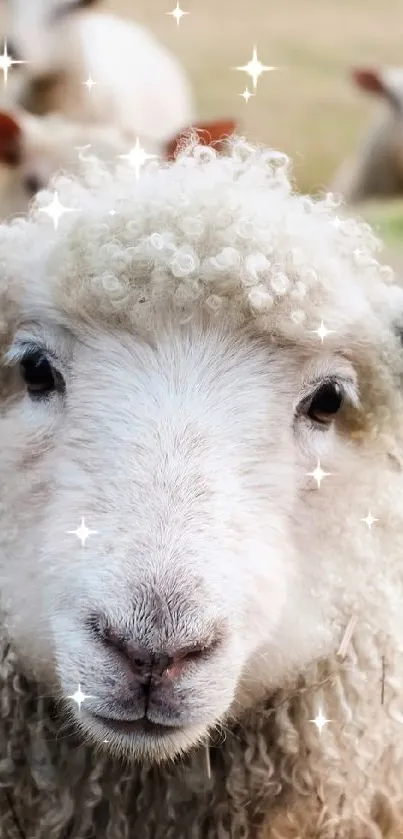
[1,140,403,764]
[164,119,238,161]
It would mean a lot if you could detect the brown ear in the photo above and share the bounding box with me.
[351,68,386,96]
[0,112,22,167]
[165,118,237,161]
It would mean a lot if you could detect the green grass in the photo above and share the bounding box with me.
[359,201,403,245]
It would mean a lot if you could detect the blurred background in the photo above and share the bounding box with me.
[104,0,401,192]
[2,0,403,262]
[104,0,403,265]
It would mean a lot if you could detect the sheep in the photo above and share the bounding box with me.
[0,105,131,219]
[1,138,403,839]
[3,0,195,152]
[331,66,403,203]
[0,103,237,218]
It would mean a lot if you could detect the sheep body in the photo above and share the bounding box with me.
[1,140,403,837]
[7,5,195,151]
[332,67,403,202]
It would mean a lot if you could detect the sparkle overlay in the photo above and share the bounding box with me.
[235,46,276,90]
[83,76,97,93]
[239,87,254,103]
[39,192,77,231]
[0,40,28,85]
[167,3,188,25]
[310,321,335,343]
[310,706,331,733]
[306,459,332,489]
[361,512,378,529]
[67,684,95,712]
[119,137,158,179]
[67,517,98,547]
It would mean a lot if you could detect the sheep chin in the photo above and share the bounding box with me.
[78,712,210,763]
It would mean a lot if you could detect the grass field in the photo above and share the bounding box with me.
[105,0,403,267]
[107,0,403,196]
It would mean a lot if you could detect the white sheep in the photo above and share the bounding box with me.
[0,105,130,218]
[1,139,403,839]
[3,0,195,153]
[331,66,403,202]
[0,103,237,218]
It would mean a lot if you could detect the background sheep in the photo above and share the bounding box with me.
[1,139,403,838]
[331,67,403,203]
[0,104,237,219]
[0,105,131,218]
[2,0,195,154]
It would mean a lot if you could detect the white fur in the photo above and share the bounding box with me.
[0,106,131,218]
[5,0,194,150]
[1,139,403,833]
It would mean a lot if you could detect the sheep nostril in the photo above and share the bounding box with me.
[85,613,227,681]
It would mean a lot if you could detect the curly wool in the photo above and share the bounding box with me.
[1,631,402,839]
[1,139,403,838]
[0,139,402,429]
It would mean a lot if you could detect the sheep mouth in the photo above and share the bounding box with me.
[92,714,182,737]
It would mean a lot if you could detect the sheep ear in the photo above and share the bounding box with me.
[352,67,384,95]
[164,118,237,160]
[352,67,386,96]
[0,112,22,167]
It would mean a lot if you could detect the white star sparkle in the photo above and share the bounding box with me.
[119,137,157,179]
[83,75,96,93]
[361,511,378,530]
[235,46,276,90]
[310,320,335,343]
[310,706,331,734]
[67,683,95,712]
[39,191,77,230]
[167,2,188,25]
[0,40,28,85]
[109,209,117,216]
[306,459,331,489]
[239,87,254,103]
[67,517,98,547]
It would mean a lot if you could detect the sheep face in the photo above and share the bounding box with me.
[0,109,128,220]
[4,0,88,81]
[0,310,360,761]
[1,142,400,764]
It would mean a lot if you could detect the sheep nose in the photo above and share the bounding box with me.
[86,614,221,684]
[123,646,204,682]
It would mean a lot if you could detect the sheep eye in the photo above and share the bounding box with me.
[307,381,343,425]
[20,349,64,399]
